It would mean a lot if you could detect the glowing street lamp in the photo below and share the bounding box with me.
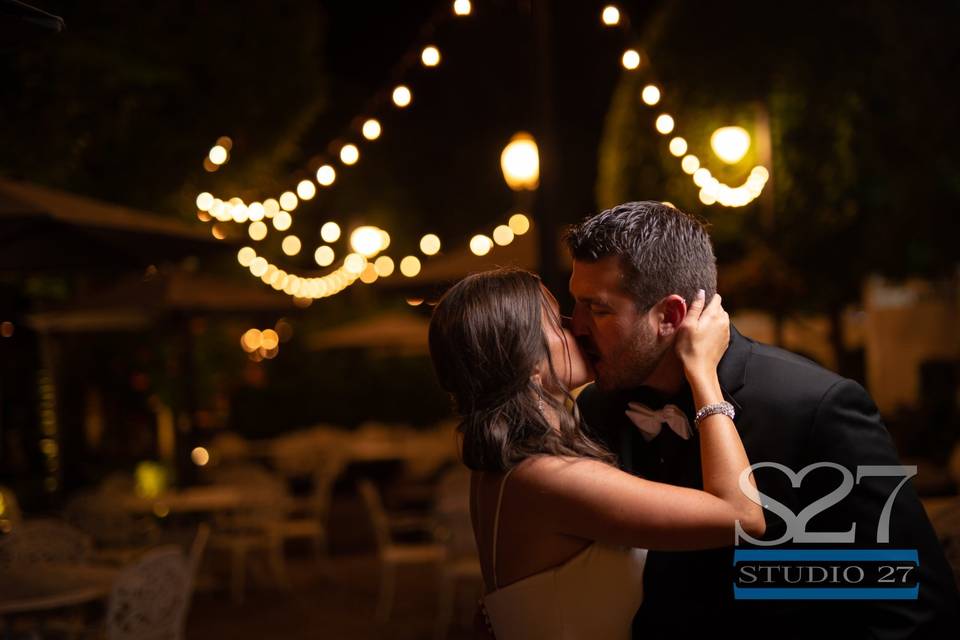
[710,126,751,164]
[500,132,540,191]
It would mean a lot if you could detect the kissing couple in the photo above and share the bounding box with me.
[427,201,959,639]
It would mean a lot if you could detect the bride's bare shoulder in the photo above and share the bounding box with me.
[512,455,618,491]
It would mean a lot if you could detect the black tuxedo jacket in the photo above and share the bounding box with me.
[577,324,959,639]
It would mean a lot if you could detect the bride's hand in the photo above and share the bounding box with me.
[674,289,729,384]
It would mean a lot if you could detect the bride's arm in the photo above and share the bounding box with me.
[518,291,765,550]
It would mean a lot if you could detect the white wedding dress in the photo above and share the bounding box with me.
[481,468,648,639]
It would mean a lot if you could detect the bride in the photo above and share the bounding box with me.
[428,268,764,639]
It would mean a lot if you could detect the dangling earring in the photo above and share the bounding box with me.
[534,376,545,415]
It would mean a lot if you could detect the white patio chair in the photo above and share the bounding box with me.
[106,546,190,640]
[357,478,446,623]
[432,466,482,639]
[206,464,289,604]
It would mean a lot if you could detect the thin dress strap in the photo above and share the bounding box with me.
[490,466,516,590]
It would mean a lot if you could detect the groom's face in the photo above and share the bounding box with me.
[569,256,669,391]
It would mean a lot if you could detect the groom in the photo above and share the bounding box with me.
[566,201,959,639]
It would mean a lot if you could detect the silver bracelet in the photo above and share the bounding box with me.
[694,401,735,427]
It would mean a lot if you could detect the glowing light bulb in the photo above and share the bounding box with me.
[669,137,688,157]
[279,191,298,211]
[681,154,700,174]
[470,234,493,256]
[400,256,421,277]
[508,213,531,235]
[208,145,228,165]
[500,132,540,191]
[237,247,256,267]
[344,253,367,275]
[374,255,395,277]
[196,192,214,211]
[282,235,302,256]
[419,234,441,256]
[314,245,335,267]
[493,225,514,246]
[320,221,341,243]
[340,144,359,165]
[248,221,268,241]
[710,126,751,164]
[316,164,336,186]
[453,0,471,16]
[641,85,661,106]
[392,85,412,108]
[296,180,316,200]
[601,6,620,25]
[655,114,675,135]
[421,46,441,67]
[622,49,641,70]
[273,211,292,231]
[247,202,265,221]
[362,119,381,140]
[350,226,384,257]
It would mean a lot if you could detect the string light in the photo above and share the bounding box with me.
[492,225,514,246]
[392,85,412,108]
[641,85,661,106]
[469,234,493,256]
[350,226,386,257]
[508,213,531,235]
[400,256,421,277]
[421,46,441,67]
[419,233,441,256]
[601,6,621,26]
[320,222,341,243]
[208,145,228,165]
[316,165,336,186]
[237,247,256,267]
[248,221,268,241]
[361,119,381,141]
[360,264,379,284]
[196,192,214,211]
[595,6,769,207]
[314,245,335,267]
[374,255,395,277]
[453,0,471,16]
[655,114,675,134]
[297,180,316,200]
[340,144,359,165]
[669,137,688,157]
[279,191,298,211]
[344,253,367,275]
[281,235,302,256]
[273,211,292,231]
[710,126,751,164]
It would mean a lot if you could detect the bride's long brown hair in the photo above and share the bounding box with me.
[428,268,614,471]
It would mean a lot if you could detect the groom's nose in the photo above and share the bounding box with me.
[570,303,589,337]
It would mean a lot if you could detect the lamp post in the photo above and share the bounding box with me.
[500,132,540,192]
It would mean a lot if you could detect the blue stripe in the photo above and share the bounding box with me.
[733,586,919,600]
[733,549,918,563]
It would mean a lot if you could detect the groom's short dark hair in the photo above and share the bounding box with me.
[564,201,717,310]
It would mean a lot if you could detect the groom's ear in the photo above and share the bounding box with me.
[655,294,687,338]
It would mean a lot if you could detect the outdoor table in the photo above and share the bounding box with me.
[114,485,252,515]
[0,562,118,615]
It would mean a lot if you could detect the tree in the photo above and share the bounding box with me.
[597,0,959,373]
